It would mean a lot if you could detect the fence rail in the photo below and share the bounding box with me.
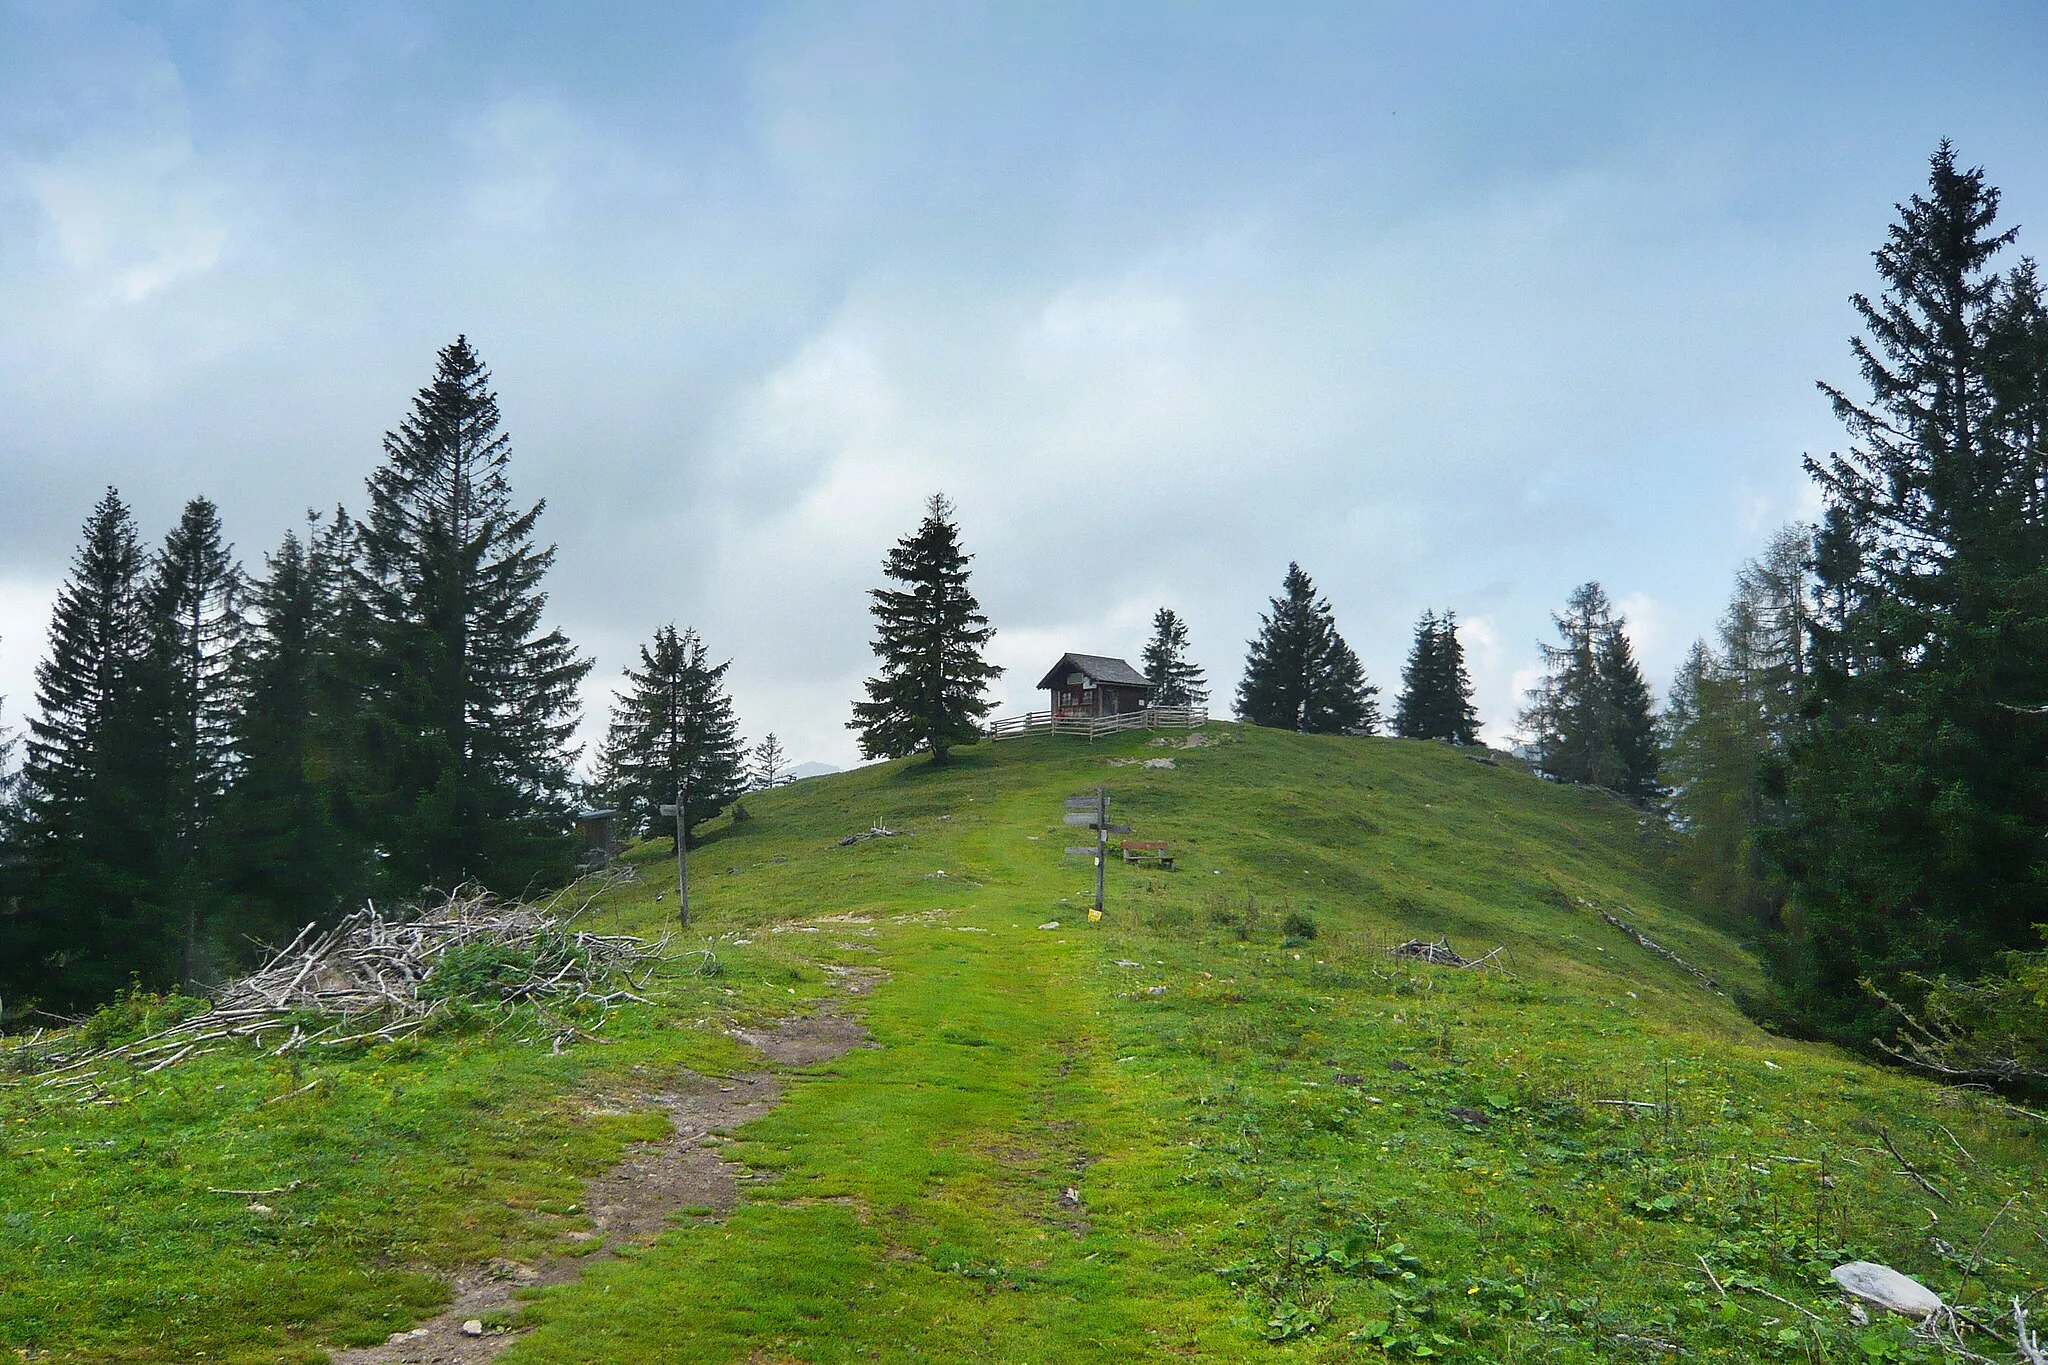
[986,704,1208,741]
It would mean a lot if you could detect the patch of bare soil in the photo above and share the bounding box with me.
[329,1001,873,1364]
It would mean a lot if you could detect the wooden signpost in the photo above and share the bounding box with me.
[659,796,689,927]
[1063,788,1113,918]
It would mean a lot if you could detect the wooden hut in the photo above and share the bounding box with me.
[1036,653,1154,719]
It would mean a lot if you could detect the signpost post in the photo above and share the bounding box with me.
[659,786,689,927]
[1063,788,1116,919]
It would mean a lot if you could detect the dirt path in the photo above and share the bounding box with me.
[330,1005,875,1364]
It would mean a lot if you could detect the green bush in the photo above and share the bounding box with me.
[1281,910,1318,943]
[78,984,209,1052]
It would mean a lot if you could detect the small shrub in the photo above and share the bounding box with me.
[1146,904,1195,931]
[78,984,209,1052]
[1282,911,1318,943]
[422,942,535,1003]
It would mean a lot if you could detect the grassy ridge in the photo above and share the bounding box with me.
[2,724,2041,1362]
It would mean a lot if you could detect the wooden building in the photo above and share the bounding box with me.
[1036,653,1154,719]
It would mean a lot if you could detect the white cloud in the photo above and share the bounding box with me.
[19,141,231,304]
[461,96,591,225]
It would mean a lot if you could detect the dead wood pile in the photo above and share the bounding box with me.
[1387,937,1509,972]
[14,882,667,1093]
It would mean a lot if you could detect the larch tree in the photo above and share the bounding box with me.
[1660,526,1811,929]
[1141,607,1208,706]
[352,337,590,893]
[597,624,746,846]
[1235,563,1378,734]
[848,494,1002,764]
[750,733,788,790]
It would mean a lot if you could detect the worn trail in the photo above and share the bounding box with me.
[332,1007,874,1364]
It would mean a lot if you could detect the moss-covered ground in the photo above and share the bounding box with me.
[2,725,2041,1362]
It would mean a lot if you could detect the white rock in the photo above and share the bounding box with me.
[1831,1262,1943,1319]
[461,1318,486,1337]
[1038,921,1060,930]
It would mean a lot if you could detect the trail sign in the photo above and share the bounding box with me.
[1056,787,1112,917]
[1064,847,1100,857]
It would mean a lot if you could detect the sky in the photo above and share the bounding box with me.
[4,2,2048,772]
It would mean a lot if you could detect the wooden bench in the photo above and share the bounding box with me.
[1121,840,1174,870]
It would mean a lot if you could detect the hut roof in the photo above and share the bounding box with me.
[1035,653,1151,691]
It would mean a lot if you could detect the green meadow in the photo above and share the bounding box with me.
[2,724,2040,1362]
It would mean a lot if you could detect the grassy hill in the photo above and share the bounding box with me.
[1,724,2040,1363]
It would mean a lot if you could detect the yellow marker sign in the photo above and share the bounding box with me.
[1088,908,1103,922]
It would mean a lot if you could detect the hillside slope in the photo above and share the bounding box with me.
[2,725,2040,1363]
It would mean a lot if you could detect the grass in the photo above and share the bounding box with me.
[2,723,2041,1362]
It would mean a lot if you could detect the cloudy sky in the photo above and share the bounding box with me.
[4,2,2047,770]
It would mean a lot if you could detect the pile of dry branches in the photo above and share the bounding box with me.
[16,883,667,1095]
[1387,937,1508,972]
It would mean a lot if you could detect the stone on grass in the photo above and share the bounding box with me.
[461,1319,486,1337]
[1830,1262,1943,1319]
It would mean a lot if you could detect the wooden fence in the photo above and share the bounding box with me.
[986,704,1208,741]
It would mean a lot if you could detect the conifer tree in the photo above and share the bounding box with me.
[1518,582,1659,798]
[4,490,170,1007]
[1141,608,1208,707]
[1394,610,1480,743]
[849,494,1002,764]
[352,337,590,892]
[220,516,365,947]
[1660,527,1810,927]
[141,497,243,985]
[1776,145,2048,1041]
[1235,563,1379,734]
[751,733,787,790]
[598,625,745,845]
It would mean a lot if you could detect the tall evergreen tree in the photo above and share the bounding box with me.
[220,516,365,948]
[352,337,590,893]
[1775,145,2048,1042]
[3,491,169,1008]
[140,497,243,986]
[1141,608,1208,707]
[1393,609,1480,743]
[1235,563,1379,734]
[597,625,746,845]
[1518,582,1659,798]
[848,494,1003,764]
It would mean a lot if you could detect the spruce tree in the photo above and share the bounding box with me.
[1141,608,1208,707]
[1518,582,1658,797]
[220,517,365,948]
[848,494,1003,764]
[1596,617,1660,800]
[5,490,170,1007]
[1776,145,2048,1042]
[1235,563,1379,734]
[1394,610,1480,743]
[141,497,243,985]
[597,625,745,845]
[352,337,590,893]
